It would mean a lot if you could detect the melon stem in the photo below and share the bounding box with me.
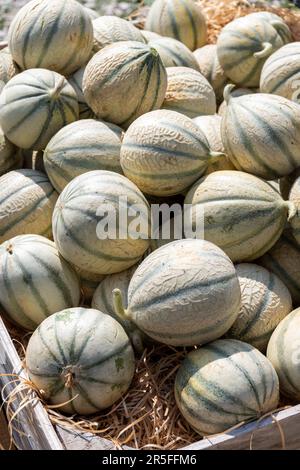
[286,201,297,222]
[253,42,273,59]
[223,84,236,104]
[209,151,226,162]
[113,288,131,321]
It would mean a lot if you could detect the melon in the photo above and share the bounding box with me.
[141,30,161,42]
[267,308,300,402]
[0,48,18,93]
[218,87,255,117]
[150,216,180,251]
[74,266,105,304]
[93,16,146,52]
[221,86,300,180]
[0,169,58,243]
[260,42,300,103]
[288,176,300,245]
[193,44,228,104]
[83,41,167,128]
[184,171,294,262]
[44,119,123,193]
[120,109,221,197]
[226,264,292,352]
[217,14,285,88]
[0,124,21,176]
[148,37,200,70]
[25,307,135,414]
[8,0,93,76]
[113,239,241,347]
[245,12,292,44]
[0,68,79,151]
[52,170,150,275]
[84,6,99,20]
[69,66,95,120]
[162,67,216,118]
[0,235,80,330]
[193,115,235,173]
[145,0,207,51]
[175,339,279,435]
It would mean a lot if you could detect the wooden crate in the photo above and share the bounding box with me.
[1,316,300,451]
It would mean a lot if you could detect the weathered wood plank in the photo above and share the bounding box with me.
[183,406,300,450]
[0,409,11,450]
[0,317,64,450]
[56,426,133,451]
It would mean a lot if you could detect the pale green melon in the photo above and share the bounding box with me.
[148,36,200,70]
[69,65,95,120]
[93,16,146,52]
[0,124,21,176]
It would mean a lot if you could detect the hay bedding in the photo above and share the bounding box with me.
[1,0,299,451]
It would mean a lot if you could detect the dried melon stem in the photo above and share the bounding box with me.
[113,288,131,321]
[253,42,273,59]
[223,84,236,104]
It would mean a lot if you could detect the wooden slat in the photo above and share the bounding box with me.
[183,406,300,450]
[0,409,11,450]
[0,317,64,450]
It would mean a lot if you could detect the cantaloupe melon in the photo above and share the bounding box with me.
[84,6,98,20]
[184,171,294,262]
[147,37,200,70]
[226,264,292,352]
[26,307,135,414]
[0,235,80,330]
[218,87,255,117]
[193,44,228,104]
[193,115,235,173]
[83,41,167,128]
[44,119,123,193]
[217,14,285,88]
[221,85,300,180]
[162,67,216,117]
[0,68,79,151]
[175,339,279,435]
[113,239,241,347]
[0,48,18,93]
[0,169,58,243]
[141,30,161,43]
[267,308,300,402]
[69,66,95,120]
[0,124,21,176]
[93,16,145,52]
[120,109,221,197]
[260,43,300,102]
[145,0,207,51]
[245,12,292,44]
[8,0,93,76]
[52,170,150,275]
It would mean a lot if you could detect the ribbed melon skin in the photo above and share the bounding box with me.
[148,37,200,70]
[142,30,161,43]
[260,42,300,103]
[83,41,167,128]
[84,6,98,20]
[0,69,79,151]
[0,235,80,330]
[124,239,241,347]
[145,0,207,51]
[259,229,300,306]
[193,115,235,174]
[226,264,292,352]
[218,87,256,117]
[44,119,123,193]
[121,109,214,197]
[267,308,300,402]
[163,67,216,118]
[217,15,284,87]
[69,66,95,120]
[193,44,228,104]
[175,339,279,435]
[0,125,21,176]
[8,0,93,76]
[221,92,300,180]
[0,48,18,92]
[52,170,150,275]
[245,12,292,44]
[26,308,135,415]
[184,171,290,262]
[93,16,146,52]
[0,169,58,243]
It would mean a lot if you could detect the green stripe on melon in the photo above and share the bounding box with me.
[52,170,150,276]
[0,234,80,330]
[25,308,135,414]
[162,66,216,117]
[83,41,167,128]
[93,16,146,52]
[145,0,207,51]
[221,86,300,180]
[69,65,95,120]
[184,170,293,263]
[8,0,93,76]
[44,119,123,193]
[267,308,300,402]
[226,263,292,352]
[0,48,19,92]
[175,339,279,435]
[0,169,58,243]
[113,239,241,347]
[148,36,200,70]
[0,68,79,151]
[0,124,21,176]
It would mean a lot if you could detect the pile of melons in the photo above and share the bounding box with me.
[1,0,300,440]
